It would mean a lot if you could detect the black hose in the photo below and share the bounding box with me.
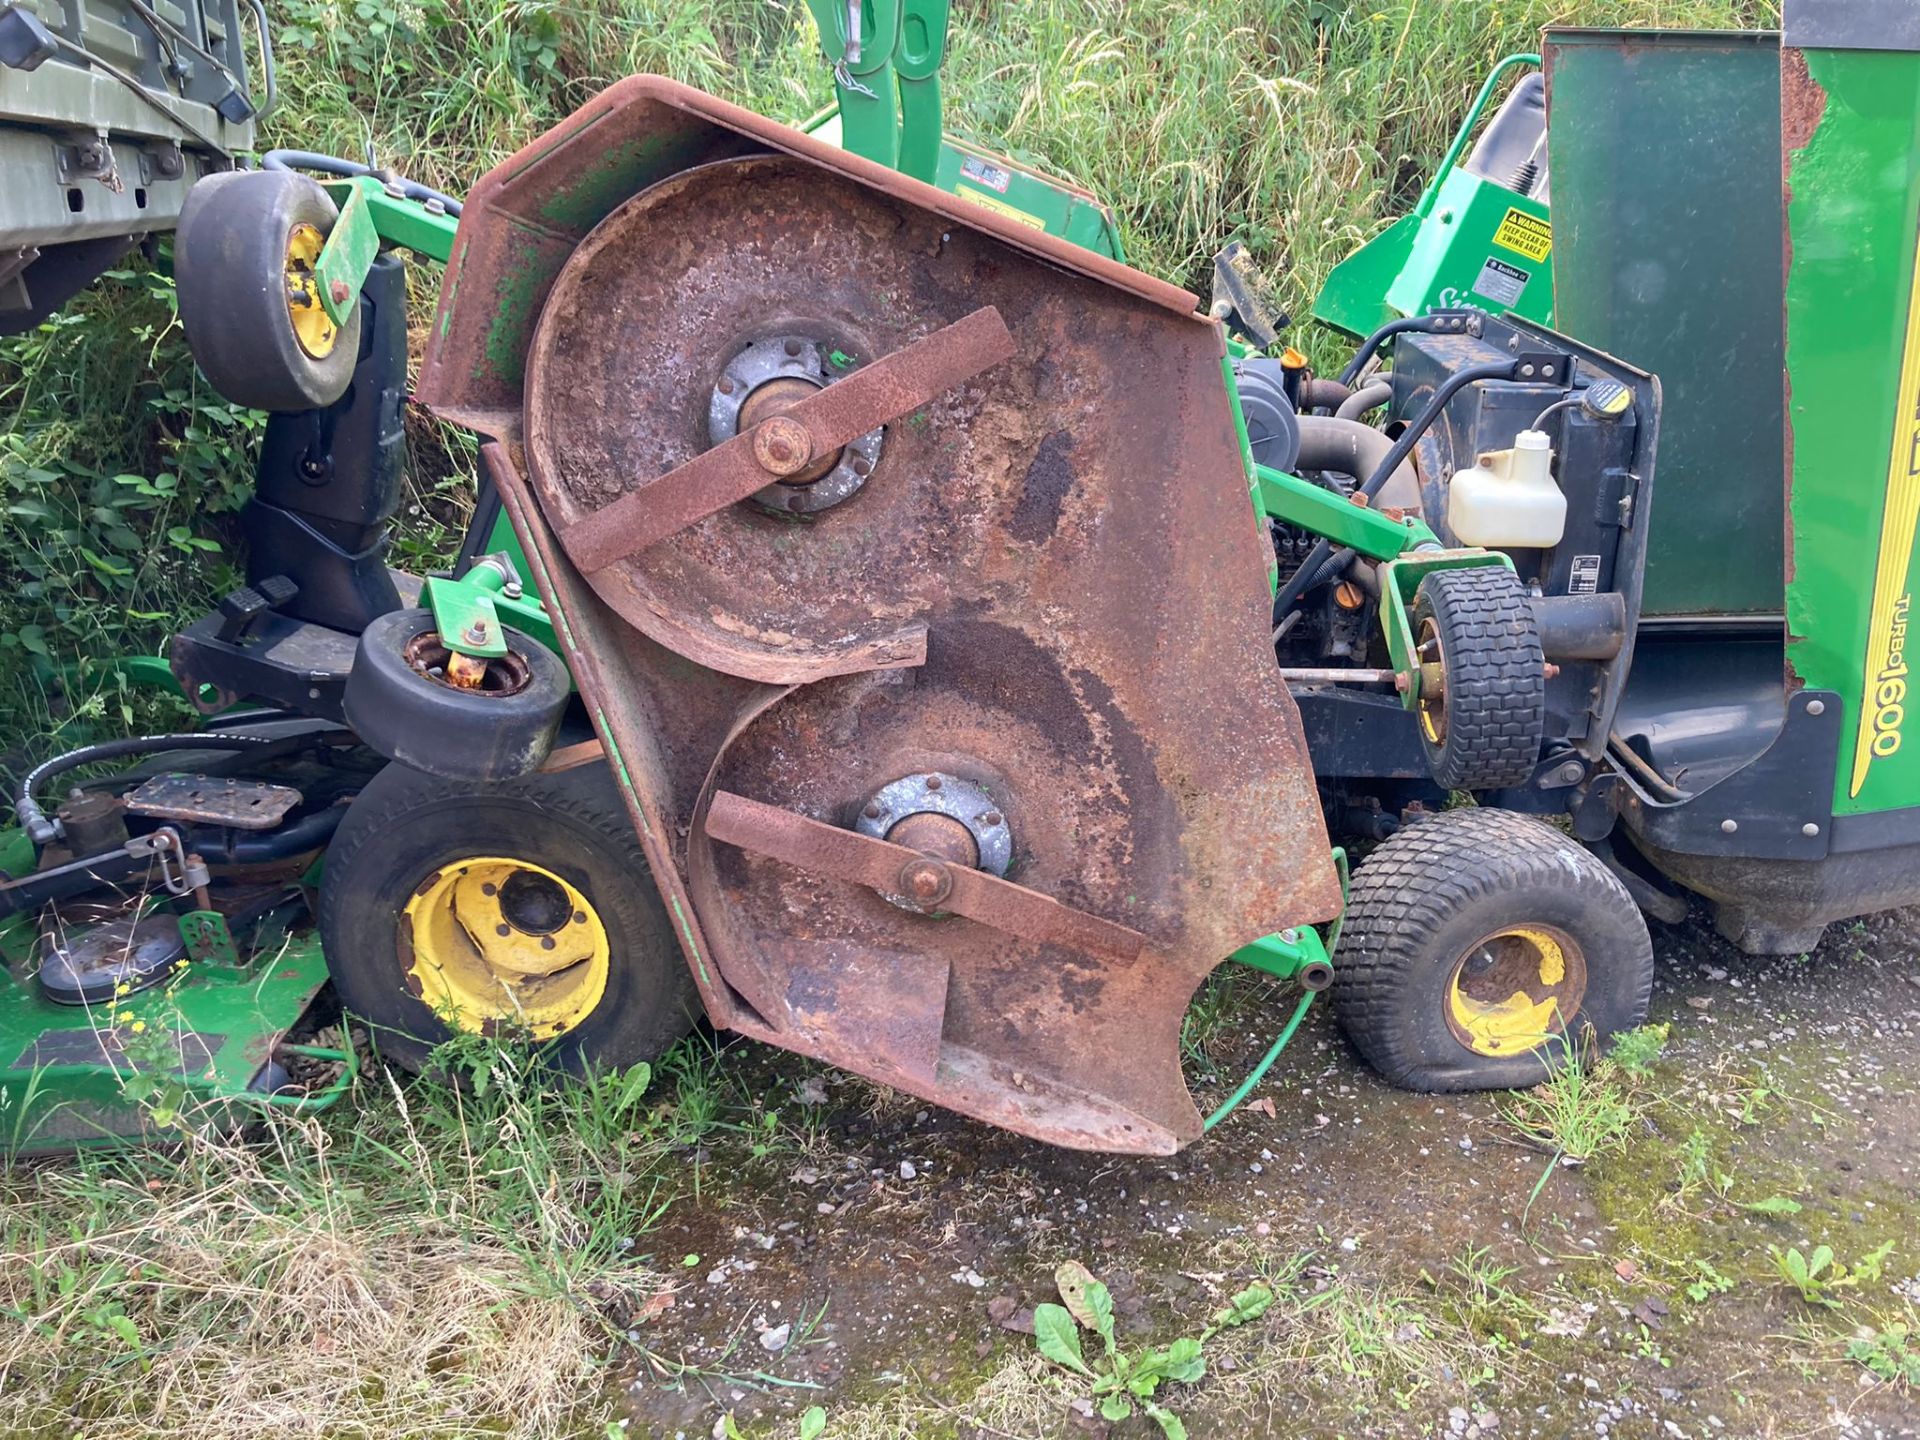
[1357,361,1518,500]
[261,150,464,217]
[1270,359,1521,633]
[1270,543,1357,630]
[15,734,277,845]
[197,804,347,864]
[1338,315,1447,388]
[1294,415,1417,501]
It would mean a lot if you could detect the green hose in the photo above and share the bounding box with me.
[1201,989,1317,1132]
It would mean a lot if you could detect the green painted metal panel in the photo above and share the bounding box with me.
[805,110,1122,258]
[0,850,348,1153]
[1385,170,1553,325]
[1545,29,1785,618]
[1314,55,1552,337]
[1782,39,1920,814]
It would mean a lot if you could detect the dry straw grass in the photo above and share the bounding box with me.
[0,1053,671,1438]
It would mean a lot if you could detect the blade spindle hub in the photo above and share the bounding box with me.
[855,771,1011,912]
[709,334,884,514]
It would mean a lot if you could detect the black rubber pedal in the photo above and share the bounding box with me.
[215,574,300,642]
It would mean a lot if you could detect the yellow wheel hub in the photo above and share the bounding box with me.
[1444,924,1588,1058]
[400,857,609,1039]
[284,222,338,360]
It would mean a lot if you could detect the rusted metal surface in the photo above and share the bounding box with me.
[401,628,532,696]
[555,303,1016,578]
[706,790,1147,961]
[123,774,303,831]
[424,82,1340,1154]
[415,76,1195,436]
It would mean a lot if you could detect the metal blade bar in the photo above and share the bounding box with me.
[705,790,1146,964]
[560,305,1016,574]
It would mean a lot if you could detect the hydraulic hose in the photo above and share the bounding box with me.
[1271,360,1519,631]
[1358,360,1518,500]
[15,733,277,845]
[261,150,464,217]
[196,803,347,864]
[1297,378,1353,413]
[1339,314,1449,388]
[1268,415,1420,624]
[1335,381,1392,421]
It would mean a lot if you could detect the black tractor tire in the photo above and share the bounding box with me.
[175,169,362,412]
[318,761,699,1074]
[343,608,568,782]
[1333,808,1653,1091]
[1411,566,1546,790]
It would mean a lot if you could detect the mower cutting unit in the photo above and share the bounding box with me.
[4,0,1917,1153]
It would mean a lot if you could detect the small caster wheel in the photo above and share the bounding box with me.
[175,169,362,412]
[343,608,569,782]
[1411,566,1546,790]
[1333,808,1654,1091]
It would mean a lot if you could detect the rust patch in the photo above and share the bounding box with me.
[1779,46,1826,636]
[1780,48,1827,159]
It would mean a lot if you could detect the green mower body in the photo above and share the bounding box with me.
[1314,54,1556,338]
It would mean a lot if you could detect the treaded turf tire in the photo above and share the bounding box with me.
[175,169,361,412]
[319,760,699,1073]
[1333,808,1653,1092]
[1412,566,1546,790]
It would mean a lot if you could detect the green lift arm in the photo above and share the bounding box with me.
[803,0,949,181]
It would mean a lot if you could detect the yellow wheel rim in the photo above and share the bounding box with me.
[400,857,609,1039]
[1444,924,1588,1058]
[284,222,338,360]
[1416,615,1446,744]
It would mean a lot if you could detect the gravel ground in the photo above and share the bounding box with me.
[614,906,1920,1440]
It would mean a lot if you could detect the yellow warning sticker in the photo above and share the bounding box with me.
[956,186,1046,230]
[1492,208,1553,263]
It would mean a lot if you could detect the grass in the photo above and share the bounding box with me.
[1501,1024,1669,1165]
[0,1029,810,1437]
